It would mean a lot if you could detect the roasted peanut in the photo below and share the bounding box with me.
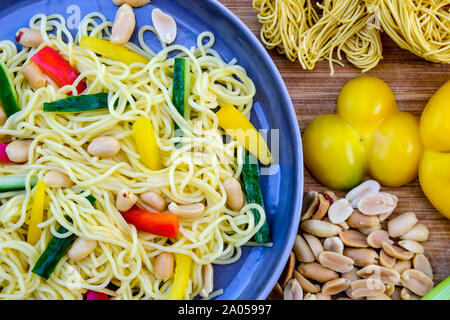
[345,180,380,208]
[168,202,205,220]
[393,260,412,275]
[339,230,368,248]
[303,293,316,300]
[15,28,44,47]
[378,211,393,222]
[367,293,392,300]
[318,251,354,273]
[154,252,174,281]
[400,223,430,242]
[345,287,364,300]
[357,192,398,216]
[400,287,420,300]
[367,229,393,249]
[387,212,418,238]
[412,253,433,280]
[311,193,329,220]
[284,279,303,300]
[6,140,32,163]
[116,189,137,212]
[323,236,344,255]
[113,0,150,7]
[68,238,97,262]
[321,278,350,295]
[338,221,350,230]
[22,62,46,89]
[357,265,400,285]
[111,4,136,44]
[301,191,319,221]
[200,263,214,298]
[343,248,378,267]
[293,270,320,293]
[43,170,74,188]
[297,262,338,283]
[141,191,166,212]
[342,268,360,282]
[315,292,331,300]
[400,269,433,296]
[327,198,353,224]
[382,242,414,260]
[279,251,295,288]
[323,190,338,203]
[152,8,177,44]
[293,234,315,263]
[351,279,386,298]
[358,225,382,235]
[379,249,396,268]
[88,136,121,158]
[347,210,380,229]
[302,233,324,260]
[300,220,341,238]
[399,240,424,254]
[223,177,244,211]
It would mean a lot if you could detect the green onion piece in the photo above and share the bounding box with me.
[241,154,271,243]
[85,195,97,206]
[421,276,450,300]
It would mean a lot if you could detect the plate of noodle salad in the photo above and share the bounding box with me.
[0,0,302,300]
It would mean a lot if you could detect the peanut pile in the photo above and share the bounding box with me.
[269,180,434,300]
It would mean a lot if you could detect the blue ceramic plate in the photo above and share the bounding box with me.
[0,0,303,300]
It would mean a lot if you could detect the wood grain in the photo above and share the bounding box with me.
[219,0,450,285]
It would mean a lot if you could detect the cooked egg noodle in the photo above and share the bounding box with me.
[0,12,267,299]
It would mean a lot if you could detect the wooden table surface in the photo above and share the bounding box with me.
[219,0,450,284]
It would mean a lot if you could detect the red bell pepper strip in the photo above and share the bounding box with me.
[86,290,109,300]
[0,144,12,163]
[31,46,86,94]
[121,206,179,238]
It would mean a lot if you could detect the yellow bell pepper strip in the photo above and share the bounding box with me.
[132,116,162,171]
[216,103,273,166]
[419,80,450,219]
[303,76,423,190]
[79,36,149,65]
[168,254,192,300]
[27,180,46,245]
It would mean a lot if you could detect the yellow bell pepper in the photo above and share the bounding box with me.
[419,80,450,219]
[303,76,423,190]
[168,254,192,300]
[27,180,46,245]
[79,36,149,65]
[132,116,162,171]
[216,103,273,166]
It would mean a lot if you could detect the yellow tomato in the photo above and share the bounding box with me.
[419,80,450,152]
[337,77,397,138]
[419,151,450,219]
[419,80,450,219]
[369,112,423,187]
[303,76,422,191]
[302,114,366,190]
